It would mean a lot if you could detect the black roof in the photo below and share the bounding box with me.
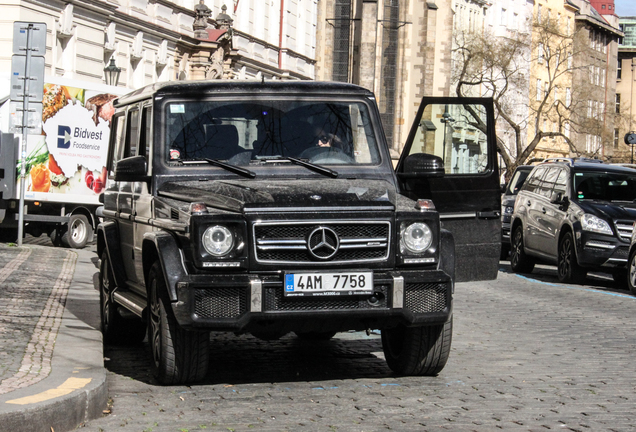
[114,80,375,107]
[538,158,636,174]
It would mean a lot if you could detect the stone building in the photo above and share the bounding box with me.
[526,0,577,162]
[616,16,636,162]
[314,0,455,156]
[569,0,622,160]
[0,0,317,95]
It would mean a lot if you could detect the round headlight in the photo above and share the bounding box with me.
[402,222,433,253]
[202,226,234,256]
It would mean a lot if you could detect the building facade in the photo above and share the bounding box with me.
[569,0,622,160]
[0,0,318,97]
[616,17,636,161]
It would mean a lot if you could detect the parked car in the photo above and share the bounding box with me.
[96,81,501,384]
[510,158,636,283]
[500,165,533,259]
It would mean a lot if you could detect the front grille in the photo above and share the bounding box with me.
[253,220,391,264]
[405,283,448,313]
[263,285,389,311]
[614,220,634,241]
[194,288,247,319]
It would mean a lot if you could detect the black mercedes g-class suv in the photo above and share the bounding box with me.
[97,81,500,384]
[510,158,636,283]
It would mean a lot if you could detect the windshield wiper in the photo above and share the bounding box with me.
[203,158,256,178]
[261,156,338,178]
[178,158,256,178]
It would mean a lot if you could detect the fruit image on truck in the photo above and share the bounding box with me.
[0,77,122,247]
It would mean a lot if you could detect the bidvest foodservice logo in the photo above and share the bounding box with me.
[43,103,110,175]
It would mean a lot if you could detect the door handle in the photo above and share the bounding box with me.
[477,210,501,219]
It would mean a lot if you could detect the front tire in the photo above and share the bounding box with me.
[627,250,636,296]
[99,251,145,345]
[148,262,209,385]
[557,232,586,284]
[510,226,535,273]
[381,317,452,376]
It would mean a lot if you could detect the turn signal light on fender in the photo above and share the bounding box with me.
[415,199,435,211]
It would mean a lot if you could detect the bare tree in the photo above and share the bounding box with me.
[453,16,606,179]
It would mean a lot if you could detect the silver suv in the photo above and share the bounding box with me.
[510,158,636,284]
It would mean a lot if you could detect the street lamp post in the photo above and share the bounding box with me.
[440,105,454,170]
[104,58,121,86]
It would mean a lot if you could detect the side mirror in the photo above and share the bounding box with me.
[550,191,568,205]
[114,155,148,182]
[399,153,445,178]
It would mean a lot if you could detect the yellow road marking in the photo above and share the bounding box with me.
[6,378,91,405]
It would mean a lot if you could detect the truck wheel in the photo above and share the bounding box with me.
[62,214,90,249]
[294,331,338,341]
[557,232,586,284]
[100,252,145,345]
[148,262,209,385]
[628,250,636,296]
[510,226,535,273]
[381,317,452,376]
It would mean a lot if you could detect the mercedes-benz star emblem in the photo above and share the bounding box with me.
[307,227,339,260]
[310,195,322,200]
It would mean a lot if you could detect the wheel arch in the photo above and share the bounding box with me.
[557,223,577,258]
[142,231,186,302]
[510,217,523,236]
[66,205,98,233]
[96,220,126,288]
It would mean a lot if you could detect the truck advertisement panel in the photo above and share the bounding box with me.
[12,78,122,205]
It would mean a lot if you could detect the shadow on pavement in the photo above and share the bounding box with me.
[499,260,632,296]
[104,332,392,386]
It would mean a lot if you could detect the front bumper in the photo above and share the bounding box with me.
[171,269,452,333]
[576,231,630,269]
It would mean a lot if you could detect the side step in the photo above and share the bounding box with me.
[113,291,146,318]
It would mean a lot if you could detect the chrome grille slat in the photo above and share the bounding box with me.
[614,220,634,240]
[253,220,391,264]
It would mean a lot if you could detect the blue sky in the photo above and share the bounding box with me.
[615,0,636,16]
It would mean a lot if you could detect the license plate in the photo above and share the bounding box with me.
[284,271,373,297]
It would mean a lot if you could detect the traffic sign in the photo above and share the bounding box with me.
[10,55,45,102]
[12,22,46,56]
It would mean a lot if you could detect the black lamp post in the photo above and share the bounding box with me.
[104,58,121,86]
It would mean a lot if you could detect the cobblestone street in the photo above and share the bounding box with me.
[78,264,636,432]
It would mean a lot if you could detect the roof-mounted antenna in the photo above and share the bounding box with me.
[261,74,265,84]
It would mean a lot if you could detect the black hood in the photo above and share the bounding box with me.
[158,178,396,213]
[577,200,636,221]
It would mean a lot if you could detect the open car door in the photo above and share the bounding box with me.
[396,97,501,282]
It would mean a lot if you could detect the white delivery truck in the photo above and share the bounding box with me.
[0,77,123,248]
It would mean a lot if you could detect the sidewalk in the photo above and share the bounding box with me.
[0,239,107,432]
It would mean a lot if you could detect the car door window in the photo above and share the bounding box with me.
[405,103,489,175]
[523,167,547,194]
[109,113,126,177]
[539,167,560,198]
[126,109,140,157]
[140,106,152,160]
[552,169,568,197]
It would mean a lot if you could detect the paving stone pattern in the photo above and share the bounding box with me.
[80,267,636,432]
[0,243,76,395]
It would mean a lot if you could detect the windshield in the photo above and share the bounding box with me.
[506,168,531,195]
[574,170,636,201]
[164,99,381,167]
